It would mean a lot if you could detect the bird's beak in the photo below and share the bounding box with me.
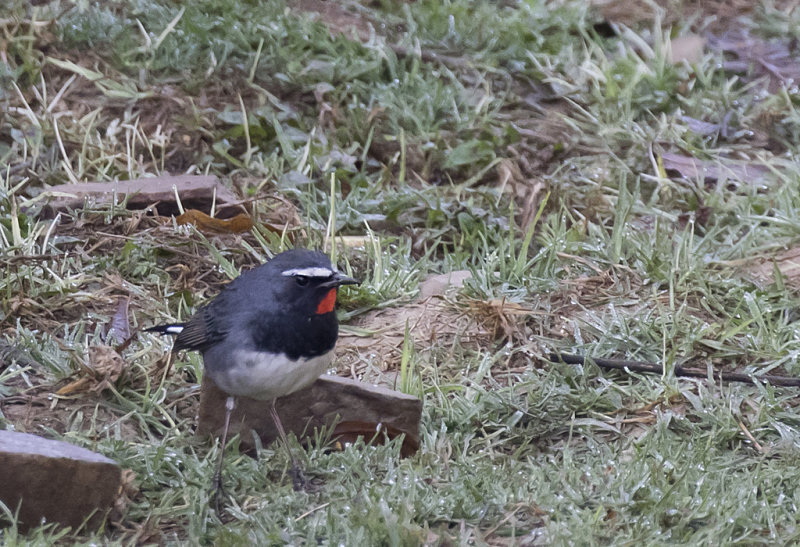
[321,272,359,288]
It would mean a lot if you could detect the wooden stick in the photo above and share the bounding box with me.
[548,353,800,387]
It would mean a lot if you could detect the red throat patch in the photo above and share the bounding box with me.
[316,288,337,315]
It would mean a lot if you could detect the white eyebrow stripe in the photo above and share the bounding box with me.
[281,267,335,278]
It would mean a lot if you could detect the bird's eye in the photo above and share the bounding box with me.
[295,275,309,286]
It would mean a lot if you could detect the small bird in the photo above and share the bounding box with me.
[146,249,358,507]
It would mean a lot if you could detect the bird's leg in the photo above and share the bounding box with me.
[211,395,235,511]
[268,399,306,490]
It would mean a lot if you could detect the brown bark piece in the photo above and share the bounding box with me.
[197,375,422,455]
[41,175,244,218]
[0,430,121,531]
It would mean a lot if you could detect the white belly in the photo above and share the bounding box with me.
[209,349,334,401]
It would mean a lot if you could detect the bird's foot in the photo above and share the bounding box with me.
[210,471,228,512]
[289,464,307,491]
[289,465,324,493]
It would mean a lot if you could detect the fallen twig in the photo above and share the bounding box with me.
[548,353,800,387]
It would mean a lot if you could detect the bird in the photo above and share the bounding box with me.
[146,248,358,508]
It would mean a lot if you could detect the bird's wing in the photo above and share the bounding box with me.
[172,312,212,351]
[173,284,239,351]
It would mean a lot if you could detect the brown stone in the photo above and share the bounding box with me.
[40,174,245,218]
[197,375,422,455]
[0,430,121,531]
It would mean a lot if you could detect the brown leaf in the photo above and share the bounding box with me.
[496,158,549,234]
[56,345,126,395]
[661,152,769,184]
[708,30,800,92]
[465,298,533,342]
[107,297,130,345]
[56,377,91,396]
[89,346,124,382]
[112,469,139,523]
[176,209,253,234]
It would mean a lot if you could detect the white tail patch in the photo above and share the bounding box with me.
[281,267,334,278]
[165,325,184,335]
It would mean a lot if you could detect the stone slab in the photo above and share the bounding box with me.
[0,430,121,531]
[41,174,244,218]
[197,375,422,455]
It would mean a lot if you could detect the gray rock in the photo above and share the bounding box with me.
[0,430,121,531]
[197,375,422,455]
[40,174,244,218]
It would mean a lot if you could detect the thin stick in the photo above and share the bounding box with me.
[295,502,332,522]
[549,353,800,387]
[738,421,764,453]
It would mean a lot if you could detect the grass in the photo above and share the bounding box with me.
[3,0,800,544]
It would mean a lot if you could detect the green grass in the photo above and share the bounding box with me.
[3,0,800,544]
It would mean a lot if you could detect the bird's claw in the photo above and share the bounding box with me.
[211,471,228,512]
[289,464,307,491]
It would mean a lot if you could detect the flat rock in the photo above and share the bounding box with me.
[0,430,121,531]
[418,270,473,299]
[197,375,422,455]
[41,174,244,218]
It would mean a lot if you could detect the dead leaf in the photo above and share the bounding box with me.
[465,298,533,342]
[248,193,305,238]
[57,345,125,395]
[708,29,800,92]
[680,115,723,137]
[87,346,125,393]
[496,159,549,234]
[107,297,130,345]
[661,152,769,184]
[669,34,706,64]
[176,209,253,234]
[112,469,139,523]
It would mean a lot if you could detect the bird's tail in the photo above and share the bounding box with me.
[144,323,186,336]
